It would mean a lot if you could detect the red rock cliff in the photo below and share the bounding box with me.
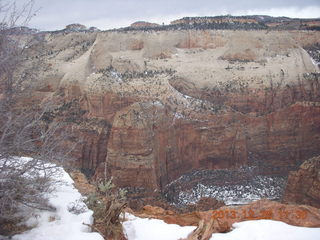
[14,29,320,195]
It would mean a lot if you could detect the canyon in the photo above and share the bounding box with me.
[8,17,320,205]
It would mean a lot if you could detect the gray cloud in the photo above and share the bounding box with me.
[14,0,320,30]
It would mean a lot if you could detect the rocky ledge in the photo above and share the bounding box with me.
[131,199,320,240]
[283,155,320,208]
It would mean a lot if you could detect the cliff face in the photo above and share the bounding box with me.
[14,29,320,194]
[283,155,320,208]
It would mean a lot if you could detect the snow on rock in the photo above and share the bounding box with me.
[123,215,320,240]
[12,164,103,240]
[175,175,286,206]
[211,220,320,240]
[123,213,196,240]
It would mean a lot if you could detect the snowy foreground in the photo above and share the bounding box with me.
[123,216,320,240]
[8,158,320,240]
[12,162,104,240]
[211,220,320,240]
[123,213,196,240]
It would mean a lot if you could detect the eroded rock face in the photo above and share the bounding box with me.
[283,155,320,208]
[106,100,320,192]
[13,28,320,196]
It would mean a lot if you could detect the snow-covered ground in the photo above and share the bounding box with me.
[7,158,320,240]
[122,215,320,240]
[10,159,103,240]
[123,213,196,240]
[175,176,286,205]
[211,220,320,240]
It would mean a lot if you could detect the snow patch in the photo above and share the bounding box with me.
[111,70,123,82]
[12,159,103,240]
[152,100,164,106]
[175,176,286,206]
[211,220,320,240]
[123,213,196,240]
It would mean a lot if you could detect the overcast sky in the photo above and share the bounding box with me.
[13,0,320,30]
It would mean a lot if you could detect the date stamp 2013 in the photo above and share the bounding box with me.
[212,209,308,220]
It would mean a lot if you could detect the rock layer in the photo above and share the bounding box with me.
[12,28,320,195]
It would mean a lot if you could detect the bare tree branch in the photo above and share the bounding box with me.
[0,1,79,230]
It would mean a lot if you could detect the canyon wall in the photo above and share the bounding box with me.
[15,29,320,193]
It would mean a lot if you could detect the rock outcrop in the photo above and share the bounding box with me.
[130,200,320,240]
[283,155,320,208]
[11,27,320,199]
[130,21,159,28]
[186,200,320,240]
[170,16,320,31]
[64,23,88,32]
